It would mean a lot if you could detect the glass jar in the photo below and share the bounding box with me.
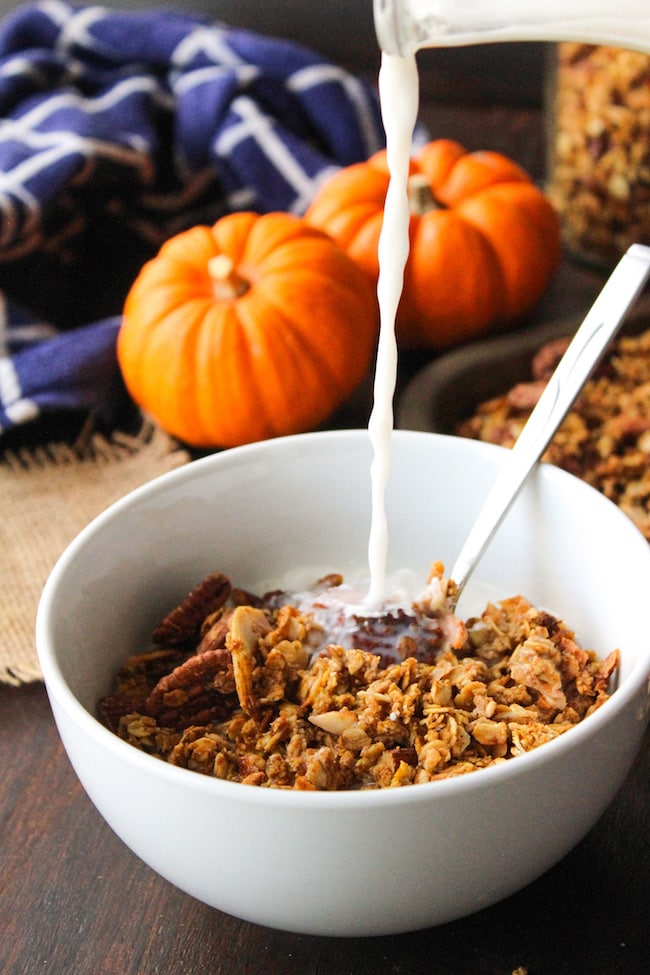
[546,42,650,269]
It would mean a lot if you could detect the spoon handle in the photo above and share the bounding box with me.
[450,242,650,601]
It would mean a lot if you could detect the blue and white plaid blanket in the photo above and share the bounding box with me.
[0,1,385,438]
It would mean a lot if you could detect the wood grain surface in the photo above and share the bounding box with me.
[3,680,649,974]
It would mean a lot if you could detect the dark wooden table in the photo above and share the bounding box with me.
[3,95,650,975]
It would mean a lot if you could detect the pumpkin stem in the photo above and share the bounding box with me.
[208,254,250,301]
[408,173,442,215]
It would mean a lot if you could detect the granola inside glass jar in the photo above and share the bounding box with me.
[546,43,650,270]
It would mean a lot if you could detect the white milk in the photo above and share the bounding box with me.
[365,3,650,607]
[365,52,420,609]
[277,7,650,627]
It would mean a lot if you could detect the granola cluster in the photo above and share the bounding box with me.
[547,44,650,268]
[456,328,650,541]
[98,567,617,791]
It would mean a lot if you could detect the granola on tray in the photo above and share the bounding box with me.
[99,564,618,791]
[457,328,650,541]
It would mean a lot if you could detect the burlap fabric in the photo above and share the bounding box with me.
[0,423,190,685]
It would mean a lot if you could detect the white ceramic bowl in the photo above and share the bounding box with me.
[36,430,650,937]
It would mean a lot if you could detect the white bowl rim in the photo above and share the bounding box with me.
[36,428,650,810]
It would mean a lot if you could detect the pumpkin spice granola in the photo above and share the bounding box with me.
[99,565,618,791]
[457,328,650,541]
[547,44,650,268]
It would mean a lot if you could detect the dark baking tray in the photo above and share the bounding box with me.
[396,308,650,435]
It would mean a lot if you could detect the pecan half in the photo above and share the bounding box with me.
[145,648,237,728]
[98,648,187,731]
[152,572,232,646]
[531,337,571,381]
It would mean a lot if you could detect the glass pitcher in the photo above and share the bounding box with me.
[374,0,650,57]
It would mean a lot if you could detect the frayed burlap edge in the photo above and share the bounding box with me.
[0,420,190,685]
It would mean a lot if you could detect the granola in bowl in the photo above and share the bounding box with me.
[39,428,650,933]
[99,564,618,791]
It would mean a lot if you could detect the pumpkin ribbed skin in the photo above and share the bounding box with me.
[117,212,378,448]
[305,138,561,350]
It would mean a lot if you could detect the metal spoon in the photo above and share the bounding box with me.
[450,242,650,606]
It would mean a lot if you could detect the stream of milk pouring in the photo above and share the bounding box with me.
[365,1,650,611]
[365,53,420,610]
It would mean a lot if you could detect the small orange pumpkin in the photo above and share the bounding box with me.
[305,139,561,350]
[117,211,378,448]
